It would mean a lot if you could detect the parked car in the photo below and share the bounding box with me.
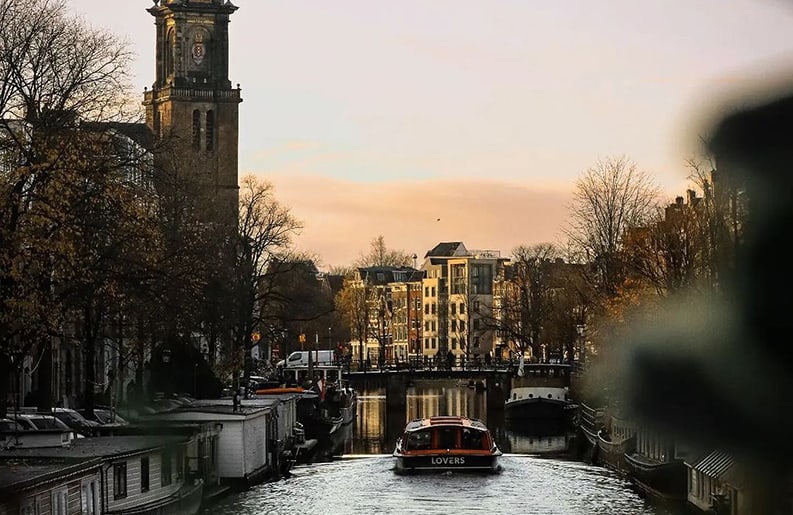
[49,407,100,436]
[0,418,19,433]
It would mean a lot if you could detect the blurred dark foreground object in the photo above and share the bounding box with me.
[616,91,793,513]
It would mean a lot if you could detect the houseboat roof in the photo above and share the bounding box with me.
[0,435,189,462]
[146,398,278,418]
[0,460,102,498]
[404,416,489,432]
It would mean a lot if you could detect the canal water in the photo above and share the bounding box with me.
[203,381,671,515]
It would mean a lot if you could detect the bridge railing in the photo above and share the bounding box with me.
[344,356,580,374]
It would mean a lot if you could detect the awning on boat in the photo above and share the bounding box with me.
[692,450,734,480]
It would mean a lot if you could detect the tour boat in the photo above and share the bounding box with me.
[392,416,503,474]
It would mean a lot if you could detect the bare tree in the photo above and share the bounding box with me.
[354,235,412,267]
[565,155,661,298]
[229,175,303,385]
[0,0,138,415]
[335,275,373,369]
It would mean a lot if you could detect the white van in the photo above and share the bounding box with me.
[277,350,335,368]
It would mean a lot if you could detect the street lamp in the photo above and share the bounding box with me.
[576,324,585,363]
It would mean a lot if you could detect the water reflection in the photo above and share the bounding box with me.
[337,382,577,459]
[206,383,663,515]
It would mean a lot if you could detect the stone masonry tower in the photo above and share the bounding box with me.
[143,0,242,227]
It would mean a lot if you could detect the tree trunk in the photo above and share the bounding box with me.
[83,304,96,418]
[38,339,53,411]
[0,354,9,418]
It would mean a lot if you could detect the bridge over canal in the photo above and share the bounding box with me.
[343,363,577,410]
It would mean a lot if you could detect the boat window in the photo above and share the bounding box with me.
[438,427,458,449]
[406,430,432,450]
[462,428,484,450]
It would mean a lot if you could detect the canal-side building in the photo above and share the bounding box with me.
[421,242,508,361]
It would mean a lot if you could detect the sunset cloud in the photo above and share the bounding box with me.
[256,173,573,270]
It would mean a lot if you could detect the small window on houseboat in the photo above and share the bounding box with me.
[141,456,150,492]
[113,462,127,499]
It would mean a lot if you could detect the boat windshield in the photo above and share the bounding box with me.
[461,428,485,449]
[403,426,487,450]
[405,429,433,450]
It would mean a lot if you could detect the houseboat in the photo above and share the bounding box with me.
[504,363,575,422]
[392,416,502,475]
[623,425,690,506]
[142,399,287,488]
[266,364,358,440]
[0,435,203,515]
[597,415,636,476]
[575,401,605,463]
[504,384,574,420]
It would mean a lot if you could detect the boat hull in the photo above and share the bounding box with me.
[504,397,571,420]
[394,453,502,474]
[624,452,687,503]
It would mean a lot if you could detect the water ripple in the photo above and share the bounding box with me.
[203,455,659,515]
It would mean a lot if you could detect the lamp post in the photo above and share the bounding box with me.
[576,324,585,364]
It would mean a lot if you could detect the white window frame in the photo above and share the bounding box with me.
[51,487,68,515]
[81,478,99,515]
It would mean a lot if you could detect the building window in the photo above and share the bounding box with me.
[473,301,479,311]
[113,462,127,499]
[431,338,436,349]
[52,488,68,515]
[81,479,99,515]
[161,450,172,486]
[431,321,436,331]
[424,287,429,296]
[460,303,465,314]
[424,321,430,332]
[192,110,201,149]
[473,318,481,330]
[424,304,429,315]
[451,338,457,350]
[459,321,465,332]
[141,456,150,492]
[431,303,436,315]
[451,320,457,331]
[205,110,215,151]
[451,303,456,315]
[431,286,436,297]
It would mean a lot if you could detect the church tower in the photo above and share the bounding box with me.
[143,0,242,226]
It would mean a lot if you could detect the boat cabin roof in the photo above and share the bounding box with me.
[404,416,488,432]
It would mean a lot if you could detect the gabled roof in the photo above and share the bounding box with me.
[357,266,422,285]
[424,242,468,258]
[0,435,189,461]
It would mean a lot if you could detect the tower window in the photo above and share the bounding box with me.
[206,110,214,151]
[192,110,201,149]
[165,29,175,80]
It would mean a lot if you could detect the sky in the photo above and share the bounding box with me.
[68,0,793,270]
